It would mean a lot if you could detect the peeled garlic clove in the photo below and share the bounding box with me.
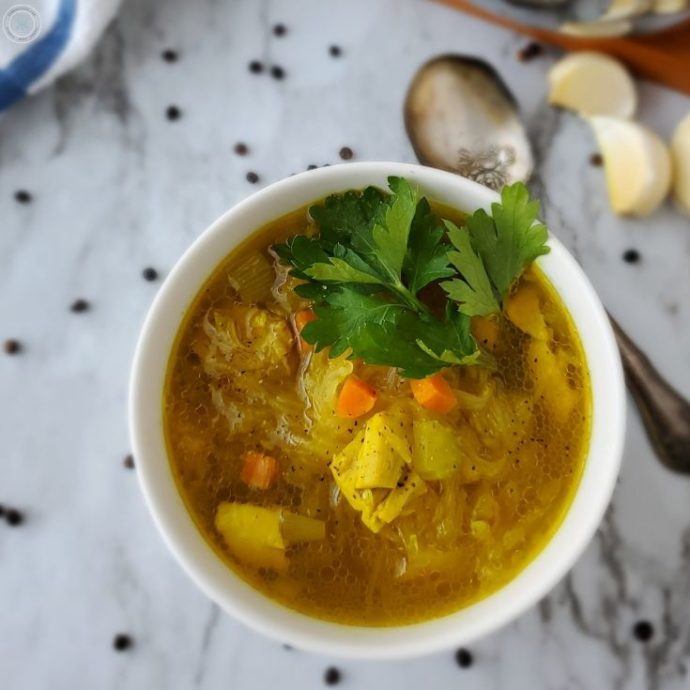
[589,116,672,217]
[671,113,690,214]
[601,0,652,19]
[560,19,633,37]
[548,52,637,118]
[652,0,688,13]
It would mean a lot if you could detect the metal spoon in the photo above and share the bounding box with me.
[404,55,690,473]
[404,55,533,191]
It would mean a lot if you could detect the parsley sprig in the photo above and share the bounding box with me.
[442,184,550,317]
[273,178,549,378]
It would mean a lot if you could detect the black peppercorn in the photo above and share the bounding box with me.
[249,60,264,74]
[324,667,341,685]
[234,142,249,156]
[270,65,285,80]
[161,49,178,63]
[142,267,159,282]
[70,299,90,313]
[123,454,135,469]
[113,634,133,651]
[455,648,473,668]
[517,42,543,62]
[6,509,24,526]
[339,146,353,160]
[3,339,21,355]
[622,249,641,264]
[590,153,603,166]
[15,190,32,204]
[273,24,287,37]
[633,620,654,642]
[166,106,181,121]
[246,171,259,184]
[329,45,342,58]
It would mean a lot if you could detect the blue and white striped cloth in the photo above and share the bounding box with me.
[0,0,121,112]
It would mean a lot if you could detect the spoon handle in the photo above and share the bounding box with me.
[610,318,690,474]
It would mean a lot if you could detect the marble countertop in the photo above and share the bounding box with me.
[1,0,689,688]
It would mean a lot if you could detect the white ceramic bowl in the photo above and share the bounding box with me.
[129,162,625,659]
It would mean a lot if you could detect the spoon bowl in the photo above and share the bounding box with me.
[404,55,533,191]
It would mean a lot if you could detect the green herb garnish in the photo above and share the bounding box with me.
[273,178,549,378]
[442,183,550,317]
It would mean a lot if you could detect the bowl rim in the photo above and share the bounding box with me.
[129,162,625,659]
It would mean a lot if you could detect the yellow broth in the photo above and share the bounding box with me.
[163,201,591,626]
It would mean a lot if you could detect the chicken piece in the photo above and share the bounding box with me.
[201,304,294,378]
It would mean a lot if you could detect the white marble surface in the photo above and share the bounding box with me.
[1,1,689,688]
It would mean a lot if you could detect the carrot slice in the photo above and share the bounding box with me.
[410,374,457,413]
[336,376,378,419]
[293,309,317,352]
[240,451,279,490]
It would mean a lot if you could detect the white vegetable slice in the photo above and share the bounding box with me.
[601,0,652,19]
[560,19,633,37]
[589,116,672,217]
[671,113,690,214]
[548,52,637,118]
[652,0,688,13]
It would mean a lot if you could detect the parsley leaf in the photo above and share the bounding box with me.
[442,182,550,316]
[441,221,499,317]
[468,183,550,300]
[305,256,384,285]
[309,186,386,248]
[303,289,404,358]
[411,304,480,368]
[301,287,476,378]
[404,198,454,294]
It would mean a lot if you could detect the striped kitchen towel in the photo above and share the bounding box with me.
[0,0,121,112]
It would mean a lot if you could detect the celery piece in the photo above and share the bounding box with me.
[281,512,326,543]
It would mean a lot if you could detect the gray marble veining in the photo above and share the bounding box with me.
[1,0,689,688]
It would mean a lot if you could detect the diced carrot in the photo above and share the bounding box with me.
[335,376,378,419]
[293,309,317,352]
[240,450,279,490]
[410,374,457,413]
